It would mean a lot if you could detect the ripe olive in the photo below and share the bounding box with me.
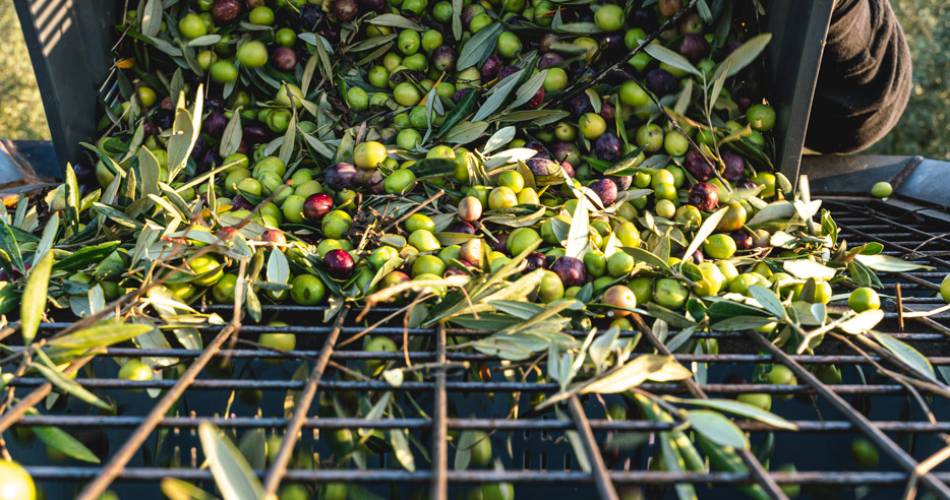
[290,274,327,305]
[603,285,637,316]
[118,359,153,381]
[0,460,36,500]
[654,278,688,309]
[458,196,483,222]
[507,227,541,256]
[848,287,881,312]
[870,181,893,199]
[703,234,737,260]
[579,113,607,140]
[237,40,268,68]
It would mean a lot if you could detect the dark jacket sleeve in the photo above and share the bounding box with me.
[805,0,912,154]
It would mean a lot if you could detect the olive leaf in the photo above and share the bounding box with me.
[748,286,786,320]
[266,249,290,285]
[452,0,463,40]
[457,22,503,70]
[669,397,797,430]
[714,33,772,79]
[482,127,517,155]
[686,410,748,449]
[681,206,727,261]
[782,259,836,281]
[33,424,101,463]
[444,121,490,145]
[166,86,204,180]
[219,109,243,157]
[367,14,424,31]
[33,213,59,268]
[644,42,702,77]
[507,70,548,110]
[161,478,216,500]
[471,70,525,122]
[390,426,416,472]
[838,309,884,335]
[141,0,163,37]
[564,197,589,259]
[198,422,265,500]
[21,250,54,344]
[871,332,938,382]
[137,147,161,199]
[854,254,934,272]
[747,201,794,226]
[580,354,692,395]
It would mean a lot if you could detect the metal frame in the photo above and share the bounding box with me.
[1,196,948,499]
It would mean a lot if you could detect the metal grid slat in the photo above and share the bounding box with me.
[3,195,949,500]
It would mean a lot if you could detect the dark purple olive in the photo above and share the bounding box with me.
[448,221,477,234]
[206,98,224,111]
[612,175,632,190]
[452,88,473,103]
[736,96,753,112]
[243,122,270,145]
[527,158,562,185]
[646,68,678,96]
[523,141,550,159]
[325,162,358,189]
[538,52,564,69]
[204,111,227,138]
[691,249,705,264]
[299,4,324,30]
[679,12,703,34]
[739,180,758,190]
[231,195,253,210]
[629,9,657,31]
[688,182,719,211]
[332,0,358,21]
[526,88,545,109]
[246,0,265,8]
[679,34,709,62]
[721,150,746,182]
[551,257,587,287]
[526,252,547,271]
[432,46,456,72]
[143,121,160,136]
[355,168,384,193]
[732,230,754,251]
[359,0,386,13]
[498,65,520,80]
[480,55,502,80]
[684,149,714,181]
[489,232,509,252]
[599,102,615,122]
[590,178,618,206]
[594,133,622,161]
[462,5,482,25]
[324,249,355,279]
[568,94,592,116]
[551,141,580,165]
[212,0,242,25]
[198,148,218,170]
[600,33,625,58]
[272,47,297,72]
[160,96,174,111]
[304,193,334,220]
[154,110,174,130]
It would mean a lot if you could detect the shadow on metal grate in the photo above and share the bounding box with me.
[4,195,950,500]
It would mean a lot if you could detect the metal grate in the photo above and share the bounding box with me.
[3,195,950,500]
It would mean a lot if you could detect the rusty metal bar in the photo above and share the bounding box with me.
[567,395,620,500]
[262,312,347,497]
[746,331,950,499]
[431,325,448,500]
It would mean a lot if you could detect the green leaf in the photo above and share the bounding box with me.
[21,250,54,344]
[161,478,217,500]
[495,109,570,125]
[490,300,545,319]
[198,422,265,500]
[711,315,774,331]
[748,286,786,319]
[55,241,122,272]
[47,323,154,354]
[33,213,59,267]
[390,427,416,472]
[782,259,836,281]
[482,126,516,155]
[507,70,547,110]
[747,201,794,226]
[454,431,477,470]
[472,70,524,122]
[219,109,243,157]
[266,250,290,286]
[444,121,490,145]
[682,207,727,261]
[871,332,936,382]
[670,398,797,430]
[581,354,692,394]
[137,147,162,199]
[644,42,701,77]
[686,410,748,449]
[409,158,457,178]
[838,309,884,335]
[141,0,163,37]
[34,425,101,463]
[33,360,112,411]
[457,23,504,70]
[564,197,589,259]
[367,13,424,31]
[855,254,934,272]
[714,33,772,79]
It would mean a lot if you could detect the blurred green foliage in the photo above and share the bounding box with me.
[0,2,945,157]
[0,3,49,141]
[867,0,949,159]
